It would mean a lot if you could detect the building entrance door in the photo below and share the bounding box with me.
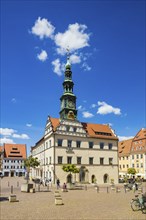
[10,171,14,177]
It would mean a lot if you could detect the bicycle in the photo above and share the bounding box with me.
[131,194,146,214]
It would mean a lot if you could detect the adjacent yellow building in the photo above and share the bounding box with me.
[119,128,146,179]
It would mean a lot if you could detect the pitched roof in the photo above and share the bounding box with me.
[50,117,118,140]
[81,122,118,140]
[118,139,133,156]
[131,128,146,154]
[4,144,27,159]
[118,128,146,156]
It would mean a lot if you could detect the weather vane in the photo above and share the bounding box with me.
[66,46,70,59]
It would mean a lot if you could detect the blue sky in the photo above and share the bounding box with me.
[1,0,145,154]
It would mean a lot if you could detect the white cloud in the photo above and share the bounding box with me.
[97,101,121,115]
[82,111,94,118]
[0,128,16,136]
[31,17,55,39]
[70,54,81,64]
[118,136,134,141]
[37,50,48,62]
[11,98,16,103]
[0,137,15,145]
[52,59,64,76]
[91,104,97,108]
[77,105,85,111]
[12,134,30,139]
[26,124,32,127]
[82,62,91,71]
[54,23,90,55]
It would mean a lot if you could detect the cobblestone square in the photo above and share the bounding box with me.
[0,177,146,220]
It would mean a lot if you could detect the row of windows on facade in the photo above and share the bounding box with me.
[57,140,113,149]
[119,163,143,169]
[3,166,24,169]
[33,141,113,155]
[120,154,143,160]
[40,156,113,165]
[4,160,23,163]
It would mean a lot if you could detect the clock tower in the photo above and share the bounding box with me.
[59,53,77,120]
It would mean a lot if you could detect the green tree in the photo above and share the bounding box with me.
[127,167,136,175]
[62,164,79,183]
[24,156,40,183]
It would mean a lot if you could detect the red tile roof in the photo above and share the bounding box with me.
[49,117,118,140]
[118,139,133,156]
[118,128,146,156]
[4,144,27,159]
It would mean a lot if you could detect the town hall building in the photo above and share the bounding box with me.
[31,54,119,184]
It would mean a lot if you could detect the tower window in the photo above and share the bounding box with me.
[100,142,104,149]
[76,141,81,148]
[89,157,93,165]
[109,158,113,165]
[58,157,63,164]
[67,157,72,164]
[77,157,81,165]
[68,140,72,148]
[89,142,93,149]
[58,139,63,147]
[108,143,113,150]
[100,158,104,165]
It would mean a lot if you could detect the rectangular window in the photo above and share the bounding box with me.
[123,157,125,160]
[100,158,104,165]
[46,158,48,165]
[76,141,81,148]
[141,163,143,168]
[109,158,113,165]
[49,140,51,147]
[100,142,104,149]
[123,165,125,168]
[136,154,139,159]
[119,165,121,169]
[77,157,81,165]
[68,140,72,148]
[141,154,143,159]
[58,139,63,147]
[132,155,134,159]
[126,156,128,160]
[46,142,48,149]
[89,142,93,149]
[73,127,76,132]
[137,163,139,168]
[58,157,63,164]
[89,157,93,165]
[49,157,51,164]
[127,164,129,168]
[108,143,113,150]
[132,164,134,168]
[67,157,72,164]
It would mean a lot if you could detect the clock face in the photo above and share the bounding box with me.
[68,101,75,108]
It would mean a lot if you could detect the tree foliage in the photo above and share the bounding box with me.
[62,164,79,174]
[24,156,40,170]
[127,167,136,175]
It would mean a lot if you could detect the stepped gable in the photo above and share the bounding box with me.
[4,144,26,159]
[118,139,133,157]
[50,117,60,131]
[131,128,146,153]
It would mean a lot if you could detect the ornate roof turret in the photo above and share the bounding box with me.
[59,49,77,120]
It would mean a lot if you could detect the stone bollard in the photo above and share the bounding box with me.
[9,195,17,202]
[55,196,63,205]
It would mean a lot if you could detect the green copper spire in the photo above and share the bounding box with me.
[59,50,77,120]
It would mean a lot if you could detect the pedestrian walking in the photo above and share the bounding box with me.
[56,179,60,189]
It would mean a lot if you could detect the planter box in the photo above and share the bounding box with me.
[21,183,33,193]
